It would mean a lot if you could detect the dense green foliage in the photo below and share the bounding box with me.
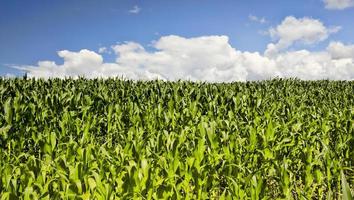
[0,78,353,199]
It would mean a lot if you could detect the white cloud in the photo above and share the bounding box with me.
[129,5,141,14]
[327,41,354,59]
[16,35,354,81]
[248,14,267,24]
[324,0,354,9]
[15,16,354,82]
[98,47,108,54]
[2,73,16,78]
[16,50,105,78]
[110,36,248,81]
[265,16,340,56]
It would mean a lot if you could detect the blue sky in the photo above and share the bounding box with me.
[1,0,354,80]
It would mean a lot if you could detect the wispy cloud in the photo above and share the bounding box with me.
[323,0,354,10]
[98,47,112,54]
[4,73,16,78]
[248,14,267,24]
[129,5,141,14]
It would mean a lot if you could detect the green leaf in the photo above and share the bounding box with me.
[50,132,57,151]
[88,177,96,191]
[264,148,273,160]
[4,97,13,124]
[342,170,353,200]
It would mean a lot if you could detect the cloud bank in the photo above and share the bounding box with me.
[16,16,354,82]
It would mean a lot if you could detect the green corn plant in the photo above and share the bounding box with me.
[0,78,353,199]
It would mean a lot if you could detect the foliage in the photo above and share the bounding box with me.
[0,77,353,199]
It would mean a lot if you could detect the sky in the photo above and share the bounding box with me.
[1,0,354,81]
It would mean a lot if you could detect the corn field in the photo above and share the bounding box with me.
[0,78,353,199]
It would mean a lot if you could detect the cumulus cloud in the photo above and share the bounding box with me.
[327,41,354,59]
[129,5,141,14]
[265,16,340,56]
[15,16,354,82]
[248,14,267,24]
[16,50,105,78]
[110,36,248,81]
[324,0,354,9]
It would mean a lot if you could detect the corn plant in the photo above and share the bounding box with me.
[0,77,353,199]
